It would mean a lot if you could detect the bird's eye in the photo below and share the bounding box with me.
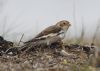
[63,23,65,25]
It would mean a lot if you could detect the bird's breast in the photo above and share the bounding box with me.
[58,33,65,39]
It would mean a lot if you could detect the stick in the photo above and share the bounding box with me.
[18,34,24,46]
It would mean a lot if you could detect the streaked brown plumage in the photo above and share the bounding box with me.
[25,20,71,43]
[35,25,61,38]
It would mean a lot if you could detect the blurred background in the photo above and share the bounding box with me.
[0,0,100,45]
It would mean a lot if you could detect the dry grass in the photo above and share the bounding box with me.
[0,47,93,71]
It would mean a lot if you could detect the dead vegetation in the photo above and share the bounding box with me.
[0,35,99,71]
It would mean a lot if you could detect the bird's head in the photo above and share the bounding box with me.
[56,20,71,31]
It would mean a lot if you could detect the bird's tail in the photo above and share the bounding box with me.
[24,36,47,44]
[24,38,38,44]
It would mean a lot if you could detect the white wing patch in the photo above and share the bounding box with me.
[35,33,58,40]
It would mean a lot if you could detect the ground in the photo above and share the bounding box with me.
[0,46,99,71]
[0,36,100,71]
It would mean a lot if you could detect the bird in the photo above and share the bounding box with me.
[25,20,71,43]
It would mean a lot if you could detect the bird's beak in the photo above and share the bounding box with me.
[67,24,71,27]
[69,23,71,26]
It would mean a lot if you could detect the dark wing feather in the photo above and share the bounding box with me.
[24,25,61,43]
[35,25,61,38]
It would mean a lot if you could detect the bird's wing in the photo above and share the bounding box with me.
[35,25,61,38]
[24,25,61,43]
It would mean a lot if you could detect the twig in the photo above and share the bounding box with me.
[92,22,100,43]
[18,34,24,46]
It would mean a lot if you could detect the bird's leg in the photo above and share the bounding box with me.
[60,40,66,50]
[62,44,66,50]
[48,43,51,50]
